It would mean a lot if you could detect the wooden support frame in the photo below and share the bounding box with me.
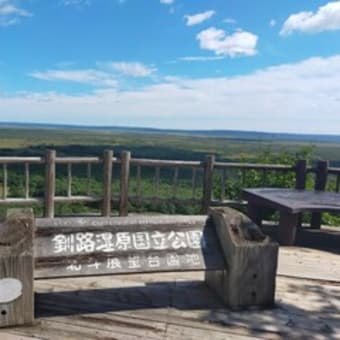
[205,207,278,309]
[311,160,329,229]
[0,209,34,327]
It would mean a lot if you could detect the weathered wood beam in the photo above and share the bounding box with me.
[44,150,56,218]
[0,209,35,328]
[205,207,278,309]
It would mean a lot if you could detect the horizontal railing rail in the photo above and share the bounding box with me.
[0,150,339,219]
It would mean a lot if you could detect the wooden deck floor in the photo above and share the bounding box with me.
[2,228,340,340]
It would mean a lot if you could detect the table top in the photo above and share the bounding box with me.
[243,188,340,214]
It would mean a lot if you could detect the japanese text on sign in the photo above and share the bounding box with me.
[52,230,205,254]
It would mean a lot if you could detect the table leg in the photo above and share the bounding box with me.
[247,203,263,227]
[278,212,299,246]
[310,212,322,229]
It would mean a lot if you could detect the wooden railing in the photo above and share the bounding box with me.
[0,150,338,218]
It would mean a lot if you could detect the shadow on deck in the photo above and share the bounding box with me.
[262,223,340,255]
[31,271,340,339]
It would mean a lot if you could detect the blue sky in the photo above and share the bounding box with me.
[1,0,340,133]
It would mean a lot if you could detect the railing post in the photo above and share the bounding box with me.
[102,150,113,217]
[311,160,329,229]
[44,150,56,218]
[295,159,307,190]
[202,155,215,214]
[295,159,307,228]
[119,151,131,217]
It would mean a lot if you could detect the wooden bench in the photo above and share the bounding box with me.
[0,208,278,328]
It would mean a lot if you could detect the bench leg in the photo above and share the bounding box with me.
[278,212,298,246]
[247,203,263,227]
[310,212,322,229]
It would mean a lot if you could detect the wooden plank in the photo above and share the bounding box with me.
[39,313,167,340]
[261,169,267,186]
[295,159,307,190]
[0,198,42,205]
[136,165,141,199]
[311,160,329,229]
[202,155,215,214]
[67,163,72,198]
[130,158,201,168]
[0,157,43,164]
[165,324,260,339]
[295,159,307,228]
[0,332,40,340]
[86,163,91,196]
[129,197,201,205]
[9,318,148,340]
[55,157,102,164]
[215,162,292,171]
[154,166,160,196]
[25,163,30,199]
[191,167,197,199]
[119,151,131,217]
[29,269,340,340]
[44,150,56,218]
[2,163,7,200]
[243,188,340,214]
[246,203,263,227]
[34,215,225,278]
[278,247,340,282]
[102,150,113,217]
[54,196,101,203]
[278,212,299,246]
[172,167,179,198]
[0,209,35,328]
[26,252,340,339]
[220,168,226,201]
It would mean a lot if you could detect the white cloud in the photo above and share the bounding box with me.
[0,0,32,26]
[29,69,118,87]
[178,56,224,62]
[104,62,156,77]
[196,27,258,57]
[5,55,340,134]
[223,18,236,24]
[281,1,340,35]
[269,19,276,27]
[160,0,174,4]
[62,0,91,6]
[185,10,215,26]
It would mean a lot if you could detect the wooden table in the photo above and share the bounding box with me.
[243,188,340,245]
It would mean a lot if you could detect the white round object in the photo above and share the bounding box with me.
[0,278,23,304]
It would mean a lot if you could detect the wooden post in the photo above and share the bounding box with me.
[295,159,307,228]
[295,159,307,190]
[202,155,215,214]
[311,160,329,229]
[247,203,263,227]
[119,151,130,217]
[205,207,278,309]
[0,209,34,327]
[278,211,299,246]
[102,150,113,217]
[44,150,56,218]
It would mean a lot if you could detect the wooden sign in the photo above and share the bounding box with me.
[35,216,226,278]
[1,208,279,329]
